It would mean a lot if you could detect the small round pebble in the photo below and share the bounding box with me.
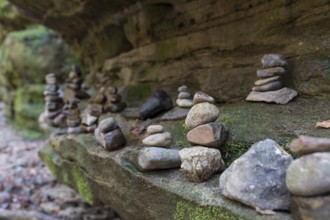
[147,125,164,135]
[178,85,188,92]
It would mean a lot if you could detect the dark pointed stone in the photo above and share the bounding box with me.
[139,90,173,120]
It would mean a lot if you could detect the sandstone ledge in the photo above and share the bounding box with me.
[39,97,330,219]
[39,134,291,220]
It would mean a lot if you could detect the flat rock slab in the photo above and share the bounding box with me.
[41,135,292,220]
[159,107,189,121]
[246,87,297,104]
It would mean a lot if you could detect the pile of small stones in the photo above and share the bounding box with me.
[65,98,81,134]
[43,73,66,128]
[176,85,193,108]
[181,92,227,182]
[103,87,126,113]
[66,65,89,99]
[246,54,297,104]
[80,104,102,133]
[94,118,126,151]
[286,136,330,219]
[137,125,181,171]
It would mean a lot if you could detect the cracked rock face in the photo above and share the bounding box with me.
[219,139,293,211]
[179,146,225,182]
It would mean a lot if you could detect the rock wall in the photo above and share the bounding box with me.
[9,0,330,101]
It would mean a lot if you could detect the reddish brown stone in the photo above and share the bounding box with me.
[186,122,228,148]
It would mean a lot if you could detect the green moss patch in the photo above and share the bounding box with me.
[174,200,244,220]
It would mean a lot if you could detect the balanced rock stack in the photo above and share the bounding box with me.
[44,73,66,128]
[176,85,193,108]
[90,87,107,113]
[80,104,102,133]
[65,98,81,134]
[246,54,297,104]
[181,93,227,182]
[103,87,127,113]
[66,65,89,99]
[286,136,330,219]
[94,118,126,151]
[137,125,181,171]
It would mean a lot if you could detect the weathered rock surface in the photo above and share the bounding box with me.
[142,132,172,147]
[179,146,224,182]
[246,87,297,104]
[9,0,330,102]
[289,135,330,155]
[286,152,330,196]
[137,147,181,171]
[291,194,330,220]
[219,139,293,211]
[185,102,219,129]
[139,90,173,120]
[186,123,228,148]
[261,54,287,68]
[40,135,293,220]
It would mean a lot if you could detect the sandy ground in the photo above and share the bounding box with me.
[0,103,120,220]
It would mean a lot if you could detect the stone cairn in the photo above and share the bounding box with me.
[286,135,330,219]
[103,87,127,113]
[90,87,107,113]
[94,118,126,151]
[246,54,297,104]
[44,73,66,128]
[65,98,81,134]
[66,65,90,99]
[176,85,193,108]
[80,104,102,133]
[181,92,227,182]
[137,125,180,171]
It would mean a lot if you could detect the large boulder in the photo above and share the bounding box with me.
[219,139,293,211]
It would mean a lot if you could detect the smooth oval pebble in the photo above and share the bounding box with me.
[176,99,193,108]
[286,152,330,196]
[178,92,191,99]
[142,132,172,147]
[185,102,219,129]
[193,91,215,105]
[147,125,164,135]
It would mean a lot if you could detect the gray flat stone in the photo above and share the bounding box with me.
[252,81,282,92]
[137,147,181,171]
[159,107,189,121]
[246,87,297,104]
